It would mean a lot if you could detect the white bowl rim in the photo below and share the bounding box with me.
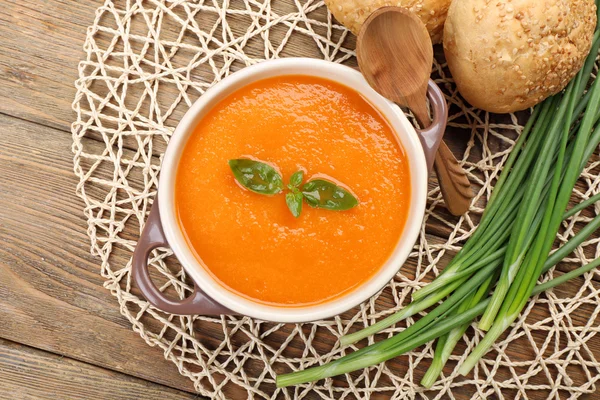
[158,58,428,323]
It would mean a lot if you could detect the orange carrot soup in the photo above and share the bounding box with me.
[175,75,411,307]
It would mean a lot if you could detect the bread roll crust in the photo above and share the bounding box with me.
[444,0,597,113]
[324,0,452,44]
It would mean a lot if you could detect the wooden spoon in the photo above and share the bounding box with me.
[356,6,472,216]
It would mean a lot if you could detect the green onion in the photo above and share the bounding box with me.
[422,211,600,387]
[276,256,600,388]
[478,90,571,331]
[459,63,600,375]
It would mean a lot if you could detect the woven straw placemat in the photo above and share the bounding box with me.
[71,1,600,398]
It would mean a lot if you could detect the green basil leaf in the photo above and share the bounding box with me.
[285,192,303,218]
[302,179,359,211]
[289,170,304,187]
[228,159,283,195]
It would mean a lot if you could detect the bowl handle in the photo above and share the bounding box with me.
[414,80,448,172]
[132,200,233,316]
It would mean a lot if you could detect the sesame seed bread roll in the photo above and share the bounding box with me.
[444,0,596,113]
[324,0,452,44]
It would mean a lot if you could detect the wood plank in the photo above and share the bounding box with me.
[0,0,331,141]
[0,0,102,132]
[0,338,197,400]
[0,113,196,393]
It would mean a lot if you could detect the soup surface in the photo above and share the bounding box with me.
[175,75,411,306]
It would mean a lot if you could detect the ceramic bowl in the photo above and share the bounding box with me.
[132,58,447,323]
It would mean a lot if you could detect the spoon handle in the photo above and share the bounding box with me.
[434,141,473,216]
[412,81,472,216]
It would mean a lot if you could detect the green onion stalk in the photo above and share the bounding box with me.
[277,3,600,388]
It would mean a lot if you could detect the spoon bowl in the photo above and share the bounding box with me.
[357,7,433,126]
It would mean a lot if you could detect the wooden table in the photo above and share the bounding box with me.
[0,1,598,399]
